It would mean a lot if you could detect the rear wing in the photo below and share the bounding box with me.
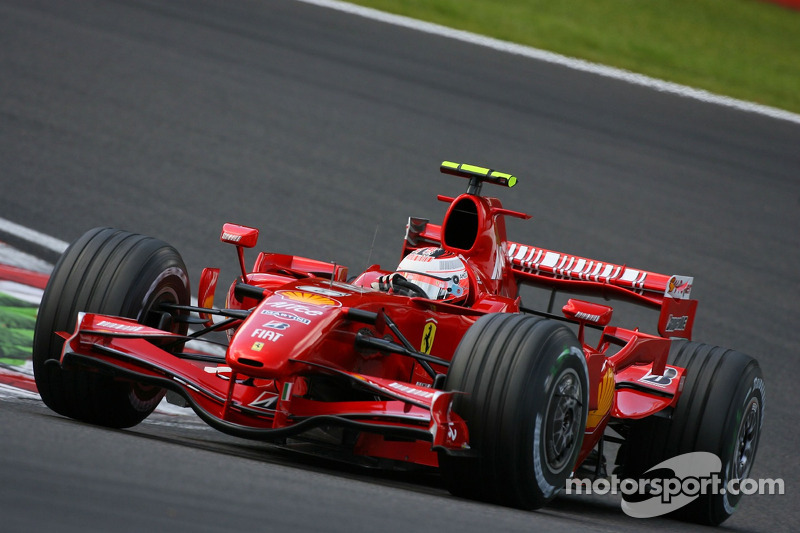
[403,217,697,339]
[506,241,698,339]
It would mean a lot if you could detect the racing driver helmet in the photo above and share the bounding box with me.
[396,247,470,304]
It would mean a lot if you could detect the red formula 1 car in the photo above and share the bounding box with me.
[33,162,764,525]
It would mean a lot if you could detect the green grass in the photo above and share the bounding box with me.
[0,292,37,364]
[348,0,800,114]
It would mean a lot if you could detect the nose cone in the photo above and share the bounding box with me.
[226,288,346,378]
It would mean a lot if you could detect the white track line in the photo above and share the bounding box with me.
[296,0,800,126]
[0,217,68,254]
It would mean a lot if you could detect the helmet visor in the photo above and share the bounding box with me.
[402,272,466,301]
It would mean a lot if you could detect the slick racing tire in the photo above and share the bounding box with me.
[439,313,589,510]
[617,340,765,525]
[33,227,190,428]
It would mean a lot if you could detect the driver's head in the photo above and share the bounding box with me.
[396,248,470,304]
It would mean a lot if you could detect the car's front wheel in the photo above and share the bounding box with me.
[33,227,190,428]
[439,313,589,509]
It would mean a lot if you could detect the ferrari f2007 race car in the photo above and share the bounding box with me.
[33,162,764,525]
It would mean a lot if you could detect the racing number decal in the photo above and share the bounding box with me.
[447,425,458,442]
[420,320,437,355]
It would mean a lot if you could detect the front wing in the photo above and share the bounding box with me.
[55,313,471,464]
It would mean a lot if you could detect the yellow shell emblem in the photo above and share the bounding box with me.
[277,290,340,307]
[586,368,615,428]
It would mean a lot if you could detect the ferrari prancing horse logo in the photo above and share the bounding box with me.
[420,320,437,355]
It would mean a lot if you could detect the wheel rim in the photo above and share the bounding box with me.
[129,273,186,412]
[142,289,181,330]
[733,397,760,480]
[127,382,165,412]
[137,266,189,334]
[544,369,583,474]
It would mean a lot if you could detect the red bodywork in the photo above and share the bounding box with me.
[57,164,699,472]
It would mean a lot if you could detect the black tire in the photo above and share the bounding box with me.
[439,313,589,510]
[617,340,765,525]
[33,227,190,428]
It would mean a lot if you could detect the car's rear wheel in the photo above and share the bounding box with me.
[439,313,589,509]
[617,340,765,525]
[33,227,190,428]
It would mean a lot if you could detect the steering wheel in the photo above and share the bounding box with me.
[389,276,429,299]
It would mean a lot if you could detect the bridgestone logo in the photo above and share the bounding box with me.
[574,311,601,322]
[388,382,435,399]
[98,320,144,332]
[664,314,689,332]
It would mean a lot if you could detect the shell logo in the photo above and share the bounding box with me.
[276,290,341,308]
[586,367,615,429]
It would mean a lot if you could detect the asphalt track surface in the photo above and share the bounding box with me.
[1,0,798,531]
